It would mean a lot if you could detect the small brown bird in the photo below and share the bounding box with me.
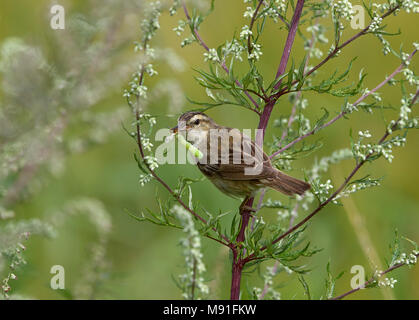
[171,111,310,209]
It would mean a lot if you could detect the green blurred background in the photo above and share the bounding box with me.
[0,0,418,299]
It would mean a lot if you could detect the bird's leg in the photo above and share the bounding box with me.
[239,196,256,215]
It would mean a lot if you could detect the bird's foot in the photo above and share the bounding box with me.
[239,197,257,214]
[240,205,257,213]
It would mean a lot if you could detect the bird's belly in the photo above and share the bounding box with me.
[207,176,262,198]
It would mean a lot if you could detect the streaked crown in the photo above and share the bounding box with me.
[178,111,217,131]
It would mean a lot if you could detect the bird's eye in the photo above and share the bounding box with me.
[194,119,200,125]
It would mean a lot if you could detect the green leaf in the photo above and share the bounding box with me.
[324,261,344,299]
[402,236,419,251]
[388,229,401,267]
[298,275,311,300]
[304,58,359,97]
[296,54,308,90]
[313,108,330,132]
[287,59,295,90]
[230,214,238,239]
[267,72,289,92]
[133,153,149,174]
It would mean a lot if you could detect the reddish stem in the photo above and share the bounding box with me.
[230,197,254,299]
[230,252,243,300]
[236,198,255,243]
[230,0,306,300]
[257,0,305,146]
[274,0,305,88]
[273,4,401,99]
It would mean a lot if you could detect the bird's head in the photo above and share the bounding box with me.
[171,111,217,142]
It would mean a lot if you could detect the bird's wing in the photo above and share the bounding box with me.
[198,129,275,181]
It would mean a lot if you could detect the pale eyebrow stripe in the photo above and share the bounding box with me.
[189,115,204,123]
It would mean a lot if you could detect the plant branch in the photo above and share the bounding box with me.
[247,0,265,56]
[245,88,419,263]
[191,257,197,300]
[135,110,231,247]
[236,197,255,243]
[273,4,401,99]
[182,1,260,110]
[270,49,417,158]
[230,0,306,300]
[253,25,318,294]
[258,203,299,299]
[134,47,231,247]
[274,0,305,89]
[257,0,305,145]
[263,1,290,29]
[174,0,410,300]
[331,253,419,300]
[278,20,318,146]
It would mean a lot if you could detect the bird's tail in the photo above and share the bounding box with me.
[267,170,311,196]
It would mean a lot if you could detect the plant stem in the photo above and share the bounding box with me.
[182,1,260,110]
[247,0,265,56]
[236,197,255,243]
[274,4,400,99]
[274,0,305,89]
[277,19,318,148]
[132,0,413,300]
[257,0,305,145]
[230,0,306,299]
[230,197,255,299]
[331,253,419,300]
[135,110,231,246]
[191,257,197,300]
[270,49,417,158]
[258,204,298,299]
[245,88,419,263]
[175,0,409,299]
[230,252,243,300]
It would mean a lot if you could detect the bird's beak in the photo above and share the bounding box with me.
[171,125,178,134]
